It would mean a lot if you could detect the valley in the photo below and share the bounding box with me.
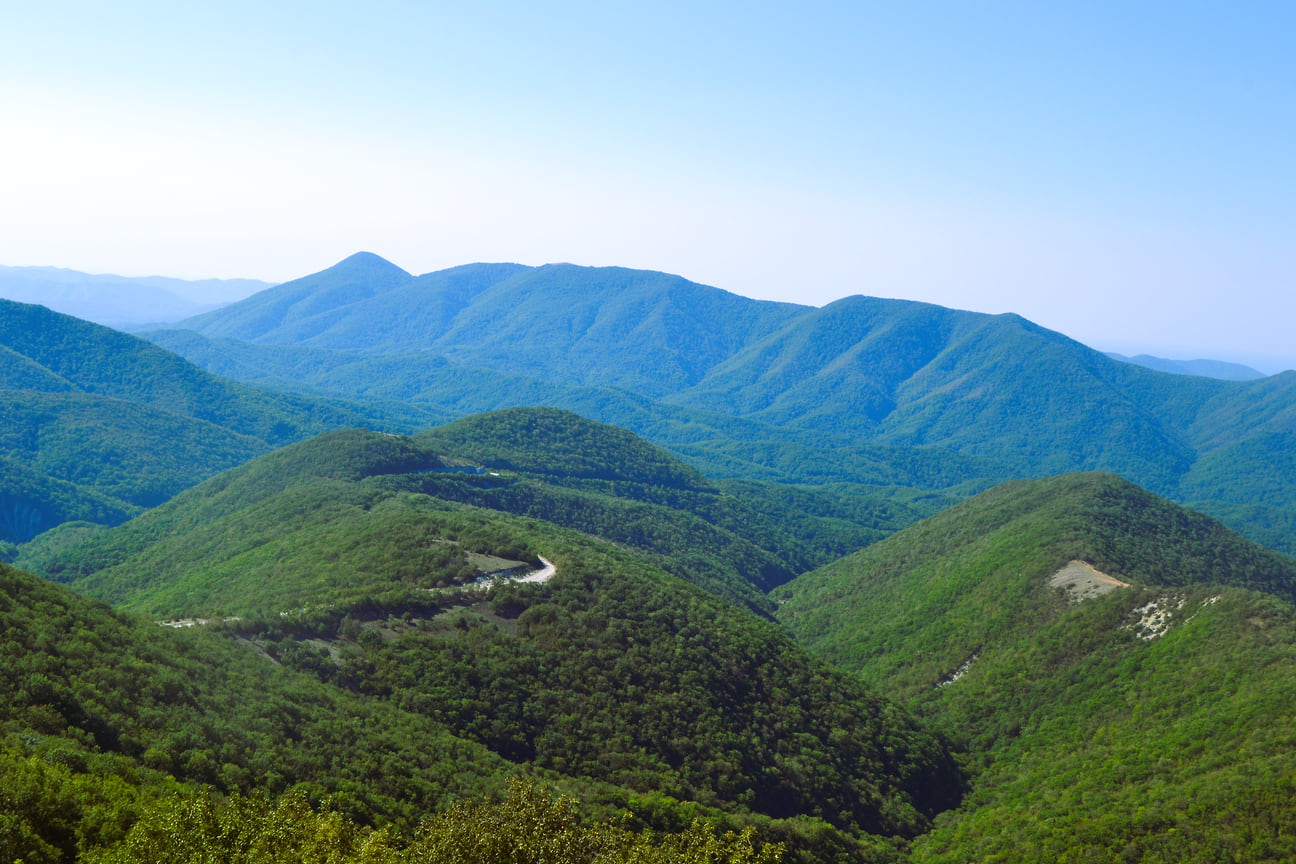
[2,262,1295,862]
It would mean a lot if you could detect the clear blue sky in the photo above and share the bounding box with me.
[2,1,1293,370]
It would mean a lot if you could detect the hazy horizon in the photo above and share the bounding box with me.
[3,2,1292,371]
[2,253,1290,375]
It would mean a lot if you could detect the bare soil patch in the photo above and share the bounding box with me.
[1049,560,1130,602]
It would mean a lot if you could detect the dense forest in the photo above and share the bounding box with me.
[778,474,1296,861]
[5,270,1296,862]
[147,253,1296,556]
[22,426,964,828]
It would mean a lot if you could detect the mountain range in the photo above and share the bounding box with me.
[3,254,1296,862]
[145,252,1296,557]
[0,264,271,328]
[8,408,1296,862]
[1105,352,1267,381]
[0,298,448,544]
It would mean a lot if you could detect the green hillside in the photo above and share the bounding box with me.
[0,299,387,442]
[417,407,714,490]
[12,393,1296,860]
[26,423,965,852]
[0,300,451,542]
[0,561,800,864]
[35,419,756,613]
[909,586,1296,862]
[144,327,989,504]
[0,559,522,859]
[150,254,1296,556]
[775,473,1296,690]
[411,409,943,601]
[33,410,925,616]
[776,474,1296,861]
[173,255,805,398]
[0,390,268,511]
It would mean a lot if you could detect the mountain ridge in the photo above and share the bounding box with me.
[0,299,451,541]
[775,472,1296,861]
[18,420,967,848]
[152,253,1296,556]
[1106,351,1268,381]
[0,263,270,327]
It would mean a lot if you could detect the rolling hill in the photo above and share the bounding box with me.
[149,253,1296,556]
[0,558,802,864]
[0,557,522,861]
[174,254,806,398]
[0,299,450,542]
[7,253,1296,862]
[1106,351,1268,381]
[23,420,966,857]
[25,410,916,616]
[10,392,1296,861]
[0,264,270,328]
[775,473,1296,861]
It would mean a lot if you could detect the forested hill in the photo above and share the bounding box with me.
[0,300,448,543]
[416,407,713,490]
[153,253,1296,557]
[174,253,806,398]
[776,472,1296,861]
[19,423,967,860]
[0,560,799,863]
[24,410,913,616]
[0,299,437,441]
[776,472,1296,690]
[11,393,1296,859]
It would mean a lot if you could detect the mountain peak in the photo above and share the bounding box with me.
[324,251,411,280]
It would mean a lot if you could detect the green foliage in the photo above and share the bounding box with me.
[408,409,956,606]
[0,737,161,864]
[344,535,962,835]
[90,779,785,864]
[86,787,395,864]
[0,389,265,509]
[151,257,1296,555]
[37,419,923,616]
[776,473,1296,701]
[715,479,948,566]
[778,473,1296,862]
[0,562,517,833]
[0,458,136,544]
[0,299,456,551]
[909,588,1296,863]
[22,429,447,593]
[384,471,786,614]
[17,262,1296,864]
[24,428,966,842]
[0,298,435,448]
[411,780,785,864]
[417,408,713,491]
[1176,431,1296,554]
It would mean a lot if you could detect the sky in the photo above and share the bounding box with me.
[1,2,1293,371]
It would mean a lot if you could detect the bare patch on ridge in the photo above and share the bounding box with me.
[1049,560,1130,603]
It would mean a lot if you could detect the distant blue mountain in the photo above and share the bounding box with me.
[1106,352,1267,381]
[0,264,272,328]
